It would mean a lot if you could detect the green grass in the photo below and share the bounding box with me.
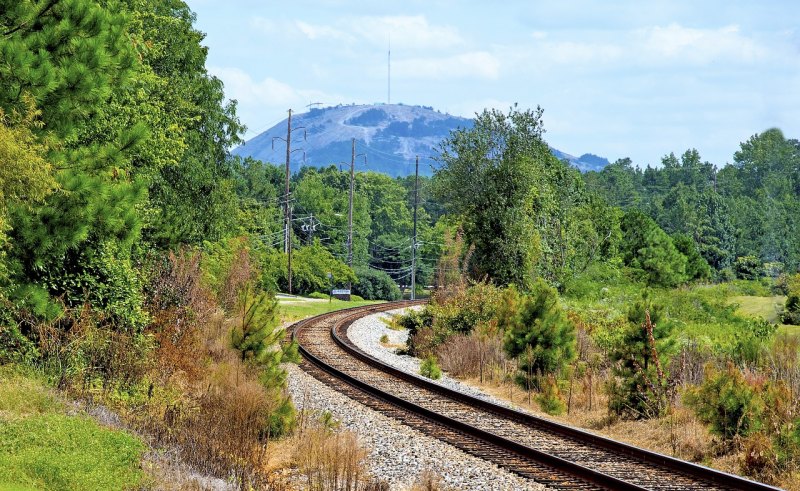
[278,297,384,322]
[729,295,786,323]
[0,367,145,491]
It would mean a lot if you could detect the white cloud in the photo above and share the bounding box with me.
[354,15,463,50]
[393,51,500,80]
[251,14,462,51]
[511,23,768,69]
[638,24,767,63]
[541,40,623,64]
[294,20,353,42]
[209,67,345,135]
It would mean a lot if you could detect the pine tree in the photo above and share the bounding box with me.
[500,281,576,389]
[608,297,675,419]
[1,0,147,326]
[621,210,688,287]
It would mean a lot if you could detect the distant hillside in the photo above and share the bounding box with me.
[233,104,608,176]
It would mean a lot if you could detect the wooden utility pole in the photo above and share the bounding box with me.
[411,155,419,300]
[348,138,355,290]
[285,109,293,294]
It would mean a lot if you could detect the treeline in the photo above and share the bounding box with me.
[234,159,447,298]
[585,130,800,277]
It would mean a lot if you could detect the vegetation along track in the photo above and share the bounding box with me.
[292,301,781,491]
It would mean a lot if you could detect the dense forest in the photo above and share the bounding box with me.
[2,0,800,489]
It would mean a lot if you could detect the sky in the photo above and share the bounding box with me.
[185,0,800,167]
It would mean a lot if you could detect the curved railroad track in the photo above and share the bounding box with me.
[292,301,781,491]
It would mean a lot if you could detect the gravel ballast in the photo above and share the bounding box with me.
[347,308,536,414]
[286,308,548,490]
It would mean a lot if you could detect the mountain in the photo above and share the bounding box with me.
[232,104,608,176]
[550,149,610,173]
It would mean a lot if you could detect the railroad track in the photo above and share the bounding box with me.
[292,301,781,491]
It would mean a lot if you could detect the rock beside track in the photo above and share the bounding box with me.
[286,359,547,490]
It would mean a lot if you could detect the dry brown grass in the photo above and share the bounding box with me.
[409,469,451,491]
[289,423,386,491]
[435,331,507,381]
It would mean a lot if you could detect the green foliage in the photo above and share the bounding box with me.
[584,131,800,273]
[419,355,442,380]
[434,106,548,288]
[672,233,711,281]
[288,241,356,296]
[232,284,280,364]
[620,210,688,287]
[607,297,674,419]
[684,364,763,441]
[734,256,763,280]
[781,274,800,325]
[0,324,39,365]
[500,281,576,387]
[353,267,401,300]
[536,376,567,415]
[0,0,136,140]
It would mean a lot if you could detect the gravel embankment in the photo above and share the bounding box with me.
[347,308,535,414]
[286,337,548,490]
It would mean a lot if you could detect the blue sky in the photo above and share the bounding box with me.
[185,0,800,167]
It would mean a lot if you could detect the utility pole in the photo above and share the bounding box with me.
[348,139,355,290]
[411,155,419,300]
[273,109,305,295]
[285,109,293,294]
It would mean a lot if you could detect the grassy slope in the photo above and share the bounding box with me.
[278,296,384,323]
[0,368,145,491]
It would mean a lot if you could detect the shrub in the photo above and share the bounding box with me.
[292,424,370,491]
[734,256,762,280]
[350,294,364,301]
[308,291,329,300]
[684,363,763,442]
[607,298,675,419]
[201,236,254,312]
[500,281,576,389]
[782,274,800,325]
[353,267,401,300]
[420,355,442,380]
[352,268,402,301]
[435,331,506,379]
[379,334,389,344]
[536,376,567,415]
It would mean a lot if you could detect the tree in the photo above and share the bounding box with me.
[0,106,55,295]
[232,283,281,363]
[684,364,763,442]
[500,281,576,389]
[608,298,675,419]
[119,0,244,247]
[1,1,148,326]
[781,274,800,325]
[0,0,136,140]
[672,233,711,281]
[620,211,687,287]
[434,106,550,289]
